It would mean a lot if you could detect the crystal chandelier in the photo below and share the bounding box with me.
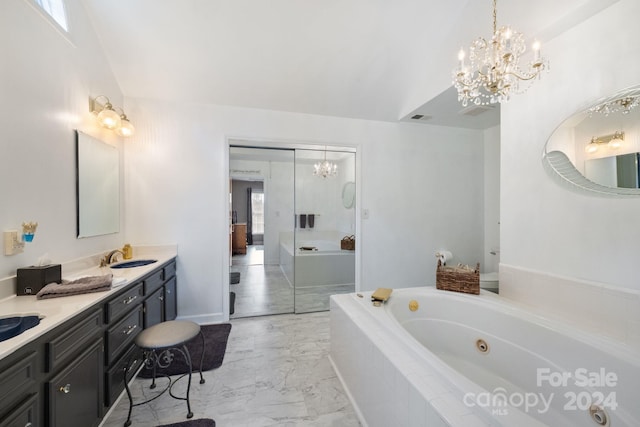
[589,96,640,116]
[453,0,548,106]
[313,149,338,178]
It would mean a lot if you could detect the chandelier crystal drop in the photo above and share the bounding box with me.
[453,0,548,107]
[313,149,338,178]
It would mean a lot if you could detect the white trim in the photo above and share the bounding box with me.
[22,0,75,46]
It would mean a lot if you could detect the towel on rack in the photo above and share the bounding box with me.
[299,214,307,229]
[36,274,113,299]
[308,214,315,228]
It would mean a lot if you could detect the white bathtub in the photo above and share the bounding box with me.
[279,238,355,287]
[330,287,639,427]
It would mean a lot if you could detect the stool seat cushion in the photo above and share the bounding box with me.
[136,320,201,349]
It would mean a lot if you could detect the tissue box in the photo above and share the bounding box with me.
[17,264,62,296]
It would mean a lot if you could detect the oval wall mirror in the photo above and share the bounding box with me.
[543,85,640,196]
[342,181,356,208]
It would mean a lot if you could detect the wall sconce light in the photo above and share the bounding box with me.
[585,131,625,154]
[3,222,37,256]
[89,95,135,137]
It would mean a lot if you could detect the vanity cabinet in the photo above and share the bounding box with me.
[143,260,178,328]
[0,349,38,427]
[104,258,177,408]
[0,256,178,426]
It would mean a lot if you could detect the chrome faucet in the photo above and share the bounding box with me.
[100,249,124,267]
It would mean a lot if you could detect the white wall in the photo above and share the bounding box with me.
[229,158,294,265]
[0,0,125,282]
[124,99,486,322]
[501,0,640,290]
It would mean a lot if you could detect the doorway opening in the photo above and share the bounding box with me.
[229,144,356,318]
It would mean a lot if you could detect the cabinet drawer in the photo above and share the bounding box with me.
[105,283,143,323]
[106,306,143,365]
[48,339,103,427]
[105,344,143,407]
[143,269,164,295]
[0,393,38,427]
[0,352,36,417]
[47,309,102,372]
[163,261,176,281]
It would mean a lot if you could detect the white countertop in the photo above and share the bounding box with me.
[0,246,177,361]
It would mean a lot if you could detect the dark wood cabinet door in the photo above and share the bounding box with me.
[144,287,164,328]
[47,339,103,427]
[164,277,177,321]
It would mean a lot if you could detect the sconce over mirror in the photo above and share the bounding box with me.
[76,130,120,237]
[543,85,640,196]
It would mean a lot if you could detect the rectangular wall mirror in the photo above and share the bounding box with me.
[76,130,120,237]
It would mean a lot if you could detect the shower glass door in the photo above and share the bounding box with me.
[229,146,295,318]
[294,148,356,313]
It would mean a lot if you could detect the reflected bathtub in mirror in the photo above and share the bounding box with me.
[76,130,120,237]
[543,85,640,196]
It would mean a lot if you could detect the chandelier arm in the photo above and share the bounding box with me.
[493,0,497,34]
[502,70,543,81]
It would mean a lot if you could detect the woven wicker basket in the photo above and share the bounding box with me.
[340,235,355,250]
[436,259,480,294]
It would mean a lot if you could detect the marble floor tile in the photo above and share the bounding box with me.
[101,312,360,427]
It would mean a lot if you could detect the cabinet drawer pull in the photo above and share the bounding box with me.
[122,325,138,335]
[158,295,164,301]
[25,423,33,427]
[59,383,71,394]
[123,295,138,305]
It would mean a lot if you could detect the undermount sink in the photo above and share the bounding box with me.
[0,315,41,343]
[110,259,158,269]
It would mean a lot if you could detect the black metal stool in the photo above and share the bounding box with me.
[123,320,206,426]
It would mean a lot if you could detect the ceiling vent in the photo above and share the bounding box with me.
[410,114,432,121]
[458,105,496,117]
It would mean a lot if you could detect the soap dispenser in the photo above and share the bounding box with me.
[122,243,133,259]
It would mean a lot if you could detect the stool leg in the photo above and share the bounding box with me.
[198,330,206,384]
[182,344,194,419]
[123,360,134,427]
[149,350,157,389]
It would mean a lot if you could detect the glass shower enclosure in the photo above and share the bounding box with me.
[292,149,356,313]
[229,145,356,316]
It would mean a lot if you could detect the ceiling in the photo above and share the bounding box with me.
[82,0,619,129]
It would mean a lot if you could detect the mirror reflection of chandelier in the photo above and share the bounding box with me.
[453,0,548,107]
[313,148,338,178]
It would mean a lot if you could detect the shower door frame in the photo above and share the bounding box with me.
[224,137,360,320]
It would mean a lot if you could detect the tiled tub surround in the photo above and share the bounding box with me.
[0,245,177,360]
[499,264,640,351]
[330,288,640,427]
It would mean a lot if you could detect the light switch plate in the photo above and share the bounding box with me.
[4,230,24,255]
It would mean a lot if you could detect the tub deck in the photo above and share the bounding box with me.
[330,287,639,427]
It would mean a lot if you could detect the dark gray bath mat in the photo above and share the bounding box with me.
[230,271,240,284]
[138,323,231,378]
[156,418,215,427]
